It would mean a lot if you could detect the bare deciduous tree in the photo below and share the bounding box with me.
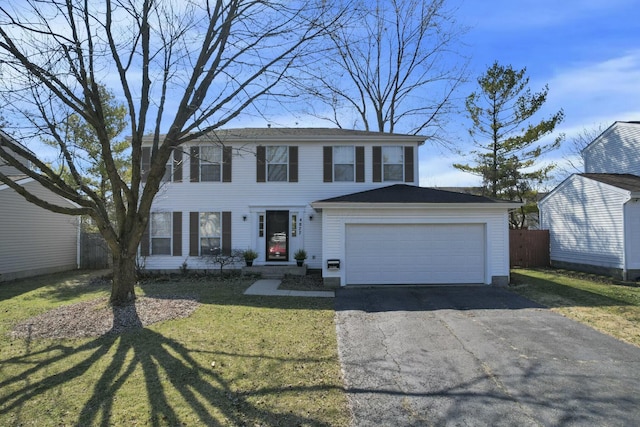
[0,0,345,304]
[300,0,467,141]
[556,123,607,181]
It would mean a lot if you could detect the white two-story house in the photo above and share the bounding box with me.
[141,128,517,287]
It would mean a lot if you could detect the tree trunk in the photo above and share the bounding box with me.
[110,252,137,305]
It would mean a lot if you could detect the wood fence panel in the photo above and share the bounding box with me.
[510,229,549,268]
[80,232,112,269]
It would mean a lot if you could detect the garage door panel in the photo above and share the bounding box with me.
[346,224,485,285]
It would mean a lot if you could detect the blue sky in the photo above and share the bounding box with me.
[418,0,640,188]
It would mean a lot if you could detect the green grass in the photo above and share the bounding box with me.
[511,268,640,347]
[0,270,351,426]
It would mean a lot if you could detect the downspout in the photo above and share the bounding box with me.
[76,216,81,270]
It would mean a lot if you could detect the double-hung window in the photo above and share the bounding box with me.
[382,146,404,181]
[266,146,288,182]
[199,212,221,255]
[200,146,222,182]
[151,212,172,255]
[333,146,355,182]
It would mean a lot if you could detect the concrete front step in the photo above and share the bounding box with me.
[242,264,307,279]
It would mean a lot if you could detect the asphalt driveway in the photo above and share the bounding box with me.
[335,286,640,426]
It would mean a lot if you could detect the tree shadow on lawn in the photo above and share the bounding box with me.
[0,306,342,426]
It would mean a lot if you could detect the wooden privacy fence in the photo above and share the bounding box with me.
[80,232,112,269]
[509,229,549,268]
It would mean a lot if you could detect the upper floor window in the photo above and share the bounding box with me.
[257,145,298,183]
[200,146,222,181]
[323,146,364,183]
[143,147,183,183]
[190,146,232,183]
[151,212,172,255]
[382,146,403,181]
[334,146,355,182]
[267,146,288,181]
[372,146,414,183]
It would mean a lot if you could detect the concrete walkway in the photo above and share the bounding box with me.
[244,279,334,298]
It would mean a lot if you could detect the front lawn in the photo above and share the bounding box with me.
[0,271,351,426]
[511,268,640,347]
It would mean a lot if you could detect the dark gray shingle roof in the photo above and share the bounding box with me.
[580,173,640,192]
[314,184,514,204]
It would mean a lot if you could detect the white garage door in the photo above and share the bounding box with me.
[346,224,485,285]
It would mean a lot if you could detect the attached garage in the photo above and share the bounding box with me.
[312,184,519,287]
[345,223,485,285]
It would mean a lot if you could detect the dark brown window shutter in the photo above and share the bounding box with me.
[372,146,382,182]
[289,146,298,182]
[189,212,199,256]
[323,146,333,182]
[141,147,151,183]
[222,211,232,256]
[173,149,183,182]
[190,147,200,182]
[256,146,266,182]
[222,146,232,182]
[404,146,414,183]
[140,220,150,256]
[356,146,365,182]
[172,212,182,256]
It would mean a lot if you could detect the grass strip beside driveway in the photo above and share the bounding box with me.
[511,268,640,347]
[0,271,351,426]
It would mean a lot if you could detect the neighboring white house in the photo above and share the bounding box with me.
[539,121,640,280]
[0,131,79,282]
[142,128,518,286]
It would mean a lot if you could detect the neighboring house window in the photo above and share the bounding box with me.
[190,146,232,183]
[151,212,172,255]
[372,146,414,183]
[323,146,365,182]
[199,212,221,255]
[256,146,298,183]
[190,211,232,256]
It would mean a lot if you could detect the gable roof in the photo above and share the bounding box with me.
[579,173,640,192]
[313,184,517,205]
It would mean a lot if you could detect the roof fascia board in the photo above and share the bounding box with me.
[311,201,521,210]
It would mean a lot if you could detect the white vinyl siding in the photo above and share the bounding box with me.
[540,175,627,269]
[0,180,78,281]
[583,122,640,175]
